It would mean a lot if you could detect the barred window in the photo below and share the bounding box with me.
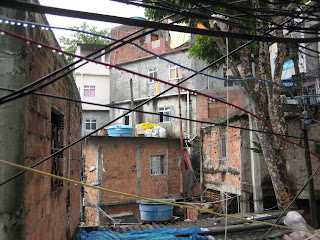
[51,110,64,190]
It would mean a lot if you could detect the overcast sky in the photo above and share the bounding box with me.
[39,0,145,40]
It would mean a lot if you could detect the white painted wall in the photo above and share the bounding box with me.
[74,44,110,111]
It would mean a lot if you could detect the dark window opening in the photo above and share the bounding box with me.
[219,135,227,160]
[151,34,159,42]
[51,110,64,190]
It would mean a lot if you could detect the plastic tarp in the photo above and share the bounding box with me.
[77,227,211,240]
[169,23,191,49]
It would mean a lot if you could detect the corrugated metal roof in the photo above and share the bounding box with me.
[105,211,292,240]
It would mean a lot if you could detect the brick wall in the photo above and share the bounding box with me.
[82,137,182,224]
[110,25,189,65]
[196,90,243,135]
[202,122,242,190]
[3,11,83,240]
[25,53,81,240]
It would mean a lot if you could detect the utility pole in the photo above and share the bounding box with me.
[130,78,135,136]
[200,128,204,202]
[178,79,186,219]
[293,53,318,228]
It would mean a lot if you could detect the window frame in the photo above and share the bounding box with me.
[83,85,96,97]
[169,65,182,80]
[148,67,158,83]
[85,119,97,131]
[51,109,64,190]
[158,107,171,123]
[150,155,166,176]
[124,113,132,126]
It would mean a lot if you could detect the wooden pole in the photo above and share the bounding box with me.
[178,79,186,219]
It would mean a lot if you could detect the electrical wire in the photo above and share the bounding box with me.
[3,85,319,145]
[1,28,320,161]
[0,15,189,105]
[1,12,319,194]
[1,4,318,234]
[4,16,320,102]
[1,0,320,43]
[0,158,316,234]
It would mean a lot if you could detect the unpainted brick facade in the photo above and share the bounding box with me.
[82,136,182,225]
[201,112,320,213]
[110,25,188,65]
[0,5,82,240]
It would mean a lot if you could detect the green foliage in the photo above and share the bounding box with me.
[59,22,110,63]
[250,140,263,156]
[144,1,260,72]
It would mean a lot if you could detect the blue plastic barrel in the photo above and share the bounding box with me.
[138,201,173,222]
[106,125,133,137]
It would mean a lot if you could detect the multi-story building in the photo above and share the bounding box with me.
[74,44,111,136]
[0,3,82,240]
[109,25,242,139]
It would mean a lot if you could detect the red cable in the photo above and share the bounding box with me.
[1,28,319,160]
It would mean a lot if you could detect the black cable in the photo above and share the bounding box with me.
[1,86,318,144]
[0,0,304,187]
[0,18,150,104]
[0,15,186,106]
[1,0,319,43]
[108,0,212,20]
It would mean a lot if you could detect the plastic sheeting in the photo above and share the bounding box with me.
[77,227,211,240]
[169,23,191,49]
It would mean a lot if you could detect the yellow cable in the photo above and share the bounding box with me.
[0,159,315,234]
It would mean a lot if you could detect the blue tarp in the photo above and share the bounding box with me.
[77,227,211,240]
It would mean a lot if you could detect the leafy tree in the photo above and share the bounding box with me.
[146,0,300,210]
[59,22,110,63]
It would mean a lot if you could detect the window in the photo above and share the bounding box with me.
[124,113,132,125]
[219,135,227,160]
[150,155,165,175]
[85,119,96,130]
[169,65,182,80]
[151,34,159,42]
[148,68,158,83]
[83,85,95,97]
[51,110,64,190]
[159,107,171,122]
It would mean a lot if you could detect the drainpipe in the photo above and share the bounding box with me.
[178,79,186,219]
[187,91,190,139]
[130,78,135,136]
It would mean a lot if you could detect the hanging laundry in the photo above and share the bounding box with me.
[169,23,191,49]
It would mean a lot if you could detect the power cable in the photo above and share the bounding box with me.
[5,17,318,104]
[1,29,320,189]
[0,158,316,234]
[0,16,186,105]
[0,17,297,99]
[0,20,150,103]
[1,0,320,43]
[1,86,318,144]
[2,3,320,232]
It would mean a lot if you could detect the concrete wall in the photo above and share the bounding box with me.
[286,118,320,199]
[82,136,182,225]
[109,93,198,138]
[82,110,110,137]
[109,49,208,103]
[0,4,82,240]
[74,44,111,111]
